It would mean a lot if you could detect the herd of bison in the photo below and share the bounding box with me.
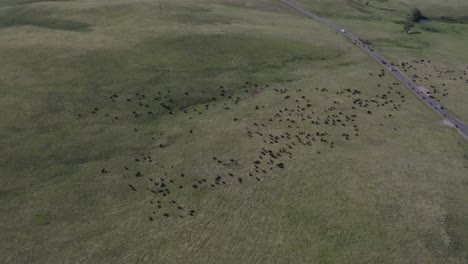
[77,59,467,222]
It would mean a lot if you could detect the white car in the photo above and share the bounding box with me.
[389,67,396,72]
[341,29,346,33]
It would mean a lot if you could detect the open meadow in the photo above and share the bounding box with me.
[296,0,468,119]
[1,0,467,263]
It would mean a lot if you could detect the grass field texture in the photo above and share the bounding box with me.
[1,0,467,263]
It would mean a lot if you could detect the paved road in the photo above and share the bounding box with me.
[279,0,468,139]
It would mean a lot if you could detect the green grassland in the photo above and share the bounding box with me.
[1,0,467,263]
[296,0,468,119]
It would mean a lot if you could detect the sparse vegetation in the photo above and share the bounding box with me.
[433,15,468,24]
[403,21,415,33]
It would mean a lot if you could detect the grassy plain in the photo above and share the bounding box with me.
[296,0,468,119]
[0,0,467,263]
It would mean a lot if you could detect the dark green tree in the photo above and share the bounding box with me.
[409,8,423,22]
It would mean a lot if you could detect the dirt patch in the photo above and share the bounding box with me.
[441,119,455,128]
